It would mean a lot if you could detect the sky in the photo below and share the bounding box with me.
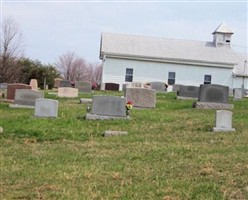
[1,0,248,65]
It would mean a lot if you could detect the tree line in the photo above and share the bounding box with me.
[0,17,102,89]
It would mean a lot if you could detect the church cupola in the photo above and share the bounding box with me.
[212,22,233,48]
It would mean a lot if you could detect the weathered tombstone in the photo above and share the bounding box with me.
[177,85,199,99]
[150,82,167,92]
[172,84,182,92]
[34,98,58,118]
[58,87,78,97]
[59,80,71,87]
[125,88,156,108]
[233,88,243,100]
[54,78,62,88]
[194,84,233,109]
[213,110,235,132]
[103,131,128,137]
[105,83,120,91]
[75,81,92,93]
[29,79,38,90]
[92,96,126,117]
[14,89,44,106]
[7,84,32,100]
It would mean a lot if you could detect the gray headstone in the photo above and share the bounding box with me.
[198,84,229,103]
[14,89,44,106]
[150,82,167,92]
[75,81,92,93]
[172,84,182,92]
[59,80,71,87]
[92,96,126,117]
[34,98,58,118]
[213,110,235,132]
[125,88,156,108]
[0,83,8,90]
[178,85,199,98]
[233,88,243,100]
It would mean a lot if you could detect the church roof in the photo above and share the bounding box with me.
[212,22,234,34]
[100,32,239,67]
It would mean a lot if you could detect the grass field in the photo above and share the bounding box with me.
[1,91,248,200]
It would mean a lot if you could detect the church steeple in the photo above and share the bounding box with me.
[212,22,233,48]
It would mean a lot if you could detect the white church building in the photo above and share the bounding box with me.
[99,23,248,91]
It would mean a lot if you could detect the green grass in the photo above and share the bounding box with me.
[1,91,248,199]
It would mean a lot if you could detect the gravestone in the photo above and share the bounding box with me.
[7,83,32,100]
[54,78,62,88]
[194,84,233,109]
[172,84,182,92]
[14,89,44,106]
[34,99,58,118]
[0,83,8,90]
[75,81,92,93]
[177,85,199,99]
[105,83,119,91]
[29,79,38,90]
[58,87,78,97]
[92,96,126,117]
[125,88,156,108]
[213,110,235,132]
[150,82,167,92]
[59,80,71,87]
[233,88,243,100]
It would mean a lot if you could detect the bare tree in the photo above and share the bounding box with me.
[87,62,102,84]
[0,17,24,83]
[55,51,88,81]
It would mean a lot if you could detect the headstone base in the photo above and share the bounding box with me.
[103,131,128,137]
[213,127,235,132]
[85,113,129,120]
[9,104,34,109]
[177,96,198,100]
[193,102,234,109]
[79,98,92,103]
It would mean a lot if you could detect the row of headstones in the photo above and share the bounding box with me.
[103,82,167,92]
[174,84,248,100]
[54,80,92,92]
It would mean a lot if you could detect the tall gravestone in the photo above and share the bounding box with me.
[194,84,233,109]
[14,89,44,106]
[7,84,32,100]
[233,88,243,100]
[105,83,120,91]
[29,79,38,90]
[177,85,199,99]
[58,87,78,97]
[213,110,235,132]
[34,99,58,118]
[75,81,92,93]
[125,88,156,108]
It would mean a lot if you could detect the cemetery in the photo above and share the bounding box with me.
[1,84,248,199]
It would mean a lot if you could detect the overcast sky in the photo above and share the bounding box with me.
[1,1,247,65]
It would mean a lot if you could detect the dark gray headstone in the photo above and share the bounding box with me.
[92,96,126,117]
[172,84,182,92]
[178,85,199,98]
[14,89,44,106]
[34,98,58,118]
[75,81,92,93]
[105,83,119,91]
[150,82,167,92]
[125,88,156,108]
[59,80,71,87]
[198,84,229,103]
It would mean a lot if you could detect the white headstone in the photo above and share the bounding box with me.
[213,110,235,132]
[58,87,78,97]
[34,98,58,118]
